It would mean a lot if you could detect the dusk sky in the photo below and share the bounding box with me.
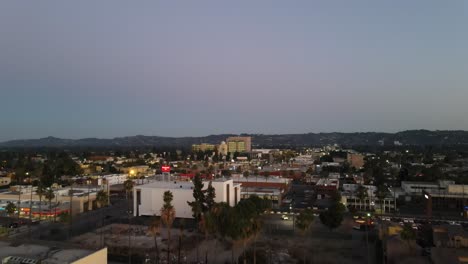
[1,1,467,141]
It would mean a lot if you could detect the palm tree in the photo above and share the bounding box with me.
[148,216,161,264]
[44,188,55,221]
[123,179,134,264]
[160,191,175,262]
[36,184,46,220]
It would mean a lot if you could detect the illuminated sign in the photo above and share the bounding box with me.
[161,165,171,173]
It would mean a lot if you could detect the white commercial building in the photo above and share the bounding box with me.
[133,179,241,218]
[401,180,454,195]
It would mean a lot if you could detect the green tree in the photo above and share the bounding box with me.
[96,190,109,208]
[58,211,70,223]
[319,203,345,231]
[160,191,175,262]
[5,202,16,217]
[148,216,161,264]
[242,170,250,179]
[400,223,416,248]
[205,181,216,211]
[296,209,315,234]
[187,173,205,221]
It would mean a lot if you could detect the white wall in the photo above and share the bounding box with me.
[135,179,241,218]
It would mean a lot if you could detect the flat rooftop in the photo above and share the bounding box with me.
[0,241,102,264]
[138,181,195,190]
[231,175,290,184]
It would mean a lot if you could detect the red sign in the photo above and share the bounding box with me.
[161,165,171,173]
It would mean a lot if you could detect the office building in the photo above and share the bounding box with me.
[226,136,252,153]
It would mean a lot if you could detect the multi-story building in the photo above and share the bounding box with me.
[192,143,216,153]
[401,180,454,196]
[226,136,252,153]
[133,179,241,218]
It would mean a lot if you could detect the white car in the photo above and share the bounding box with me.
[281,215,289,220]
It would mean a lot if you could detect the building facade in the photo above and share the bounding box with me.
[192,143,216,153]
[133,179,241,218]
[226,136,252,153]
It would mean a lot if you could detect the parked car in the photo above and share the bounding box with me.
[281,215,289,220]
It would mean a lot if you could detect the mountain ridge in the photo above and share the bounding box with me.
[1,130,468,148]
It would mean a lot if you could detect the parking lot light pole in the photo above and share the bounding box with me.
[366,213,371,264]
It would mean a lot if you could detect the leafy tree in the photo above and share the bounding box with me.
[58,211,70,223]
[319,203,345,231]
[96,190,109,208]
[400,223,416,248]
[187,173,205,221]
[5,202,16,216]
[296,209,315,234]
[148,216,161,264]
[205,181,216,211]
[242,170,250,179]
[160,191,175,262]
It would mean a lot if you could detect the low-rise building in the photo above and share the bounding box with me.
[0,242,107,264]
[133,179,241,218]
[232,175,291,208]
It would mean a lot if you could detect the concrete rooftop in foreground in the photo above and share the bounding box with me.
[0,241,104,264]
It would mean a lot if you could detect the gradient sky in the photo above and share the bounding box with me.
[1,1,467,141]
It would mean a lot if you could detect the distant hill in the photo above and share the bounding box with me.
[1,130,468,148]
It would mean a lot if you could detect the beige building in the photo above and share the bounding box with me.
[0,242,107,264]
[192,143,216,152]
[227,136,252,153]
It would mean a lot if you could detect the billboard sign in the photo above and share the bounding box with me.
[161,165,171,173]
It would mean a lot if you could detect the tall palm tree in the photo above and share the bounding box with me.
[123,179,134,264]
[36,184,46,220]
[160,191,175,262]
[148,216,161,264]
[44,188,55,221]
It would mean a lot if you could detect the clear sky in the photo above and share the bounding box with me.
[1,1,467,141]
